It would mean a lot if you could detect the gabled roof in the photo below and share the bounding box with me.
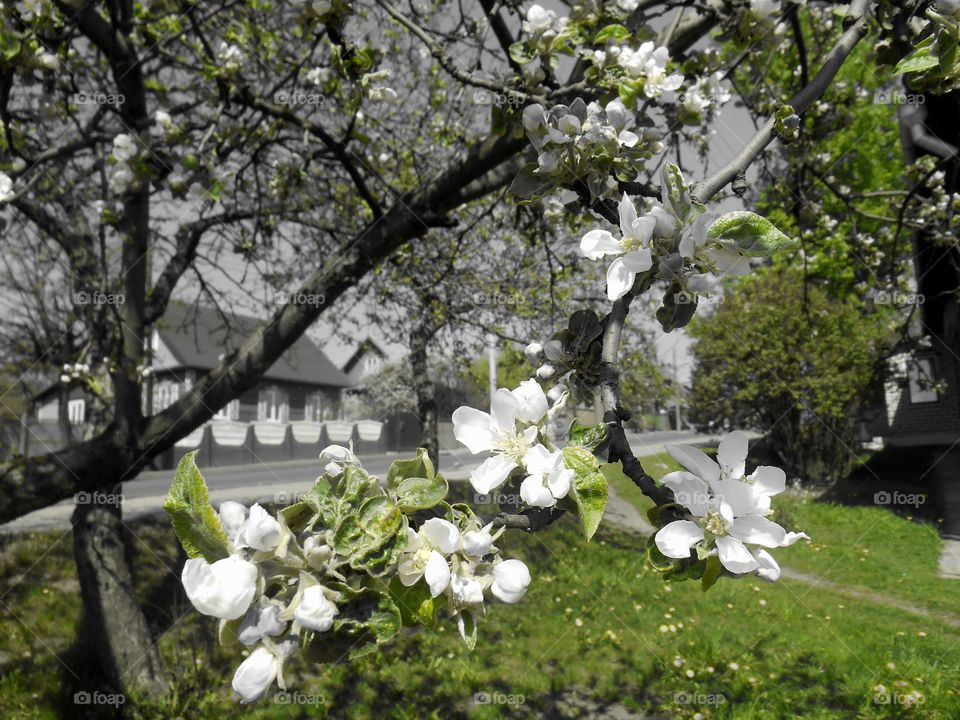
[342,337,389,375]
[154,302,351,388]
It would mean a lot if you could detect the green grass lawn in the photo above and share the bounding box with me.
[1,454,958,719]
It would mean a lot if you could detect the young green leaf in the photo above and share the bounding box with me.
[561,446,608,540]
[162,451,230,563]
[707,211,794,256]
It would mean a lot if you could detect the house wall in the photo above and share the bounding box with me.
[879,349,960,446]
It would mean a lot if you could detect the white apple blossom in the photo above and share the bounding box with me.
[580,194,655,301]
[398,518,461,596]
[319,444,359,476]
[490,559,531,603]
[236,503,282,551]
[112,134,138,162]
[654,432,808,579]
[218,500,248,542]
[522,4,555,36]
[293,585,340,632]
[462,526,494,557]
[452,381,550,494]
[218,42,245,72]
[617,42,684,98]
[750,0,781,21]
[231,647,278,703]
[237,602,287,646]
[519,444,573,508]
[182,555,258,620]
[0,173,14,203]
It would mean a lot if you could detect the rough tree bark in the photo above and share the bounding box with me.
[409,318,440,468]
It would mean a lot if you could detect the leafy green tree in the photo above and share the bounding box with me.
[689,268,892,485]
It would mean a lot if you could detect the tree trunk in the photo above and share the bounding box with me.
[72,483,169,699]
[409,322,439,469]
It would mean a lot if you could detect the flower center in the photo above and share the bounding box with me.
[494,431,531,463]
[701,511,727,537]
[620,235,646,253]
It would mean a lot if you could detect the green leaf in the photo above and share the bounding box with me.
[660,162,690,219]
[561,446,608,540]
[332,496,402,558]
[386,447,435,489]
[509,162,555,202]
[895,48,940,75]
[339,465,379,507]
[0,32,21,61]
[617,78,640,110]
[392,475,448,511]
[302,475,340,528]
[568,418,607,450]
[656,286,697,333]
[388,576,444,629]
[593,24,631,44]
[509,41,537,66]
[332,588,403,658]
[701,555,723,592]
[162,451,230,562]
[458,609,479,650]
[568,309,603,356]
[707,211,794,256]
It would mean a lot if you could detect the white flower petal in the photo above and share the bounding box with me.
[662,471,711,516]
[655,520,704,559]
[715,536,760,574]
[547,468,573,499]
[294,585,339,632]
[462,530,493,557]
[782,531,810,546]
[520,473,556,507]
[580,229,622,260]
[621,248,653,272]
[523,443,563,474]
[424,550,451,597]
[420,517,460,554]
[606,257,636,301]
[727,515,787,548]
[469,455,518,494]
[512,379,549,424]
[618,194,638,238]
[452,406,496,454]
[665,444,720,483]
[717,431,749,479]
[182,556,258,620]
[713,479,764,517]
[751,466,786,496]
[754,548,781,582]
[490,388,519,430]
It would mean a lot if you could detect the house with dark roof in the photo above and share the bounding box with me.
[36,303,352,427]
[148,303,351,423]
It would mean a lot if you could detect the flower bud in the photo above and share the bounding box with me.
[218,501,248,542]
[543,339,566,362]
[491,559,531,603]
[236,504,281,551]
[294,585,339,632]
[523,342,545,365]
[547,383,568,404]
[237,603,286,646]
[182,555,258,620]
[231,646,278,703]
[462,529,493,557]
[536,364,557,380]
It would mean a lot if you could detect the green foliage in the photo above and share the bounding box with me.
[560,446,612,540]
[162,452,230,563]
[463,343,533,405]
[689,268,892,485]
[708,210,795,256]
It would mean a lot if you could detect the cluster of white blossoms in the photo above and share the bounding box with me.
[521,98,662,199]
[59,361,91,384]
[616,41,684,98]
[217,42,245,73]
[108,134,140,194]
[679,70,733,121]
[176,445,531,703]
[0,172,14,203]
[580,163,761,301]
[655,431,808,580]
[452,378,572,508]
[521,4,569,43]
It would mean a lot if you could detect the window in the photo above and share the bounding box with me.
[154,382,181,412]
[908,358,938,404]
[67,399,85,424]
[214,399,240,420]
[304,393,324,422]
[258,388,288,422]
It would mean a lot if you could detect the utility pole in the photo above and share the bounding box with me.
[487,333,497,410]
[672,346,682,431]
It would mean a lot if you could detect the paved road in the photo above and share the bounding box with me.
[0,430,716,534]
